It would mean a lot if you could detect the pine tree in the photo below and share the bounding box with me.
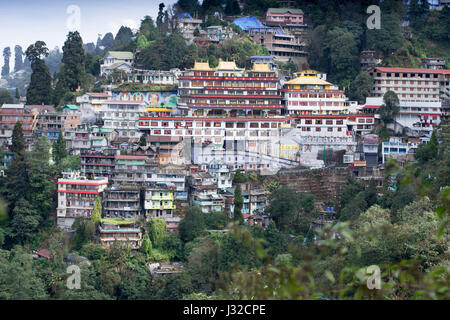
[25,41,52,105]
[4,122,30,215]
[91,198,102,225]
[52,132,67,166]
[233,185,244,224]
[60,31,86,91]
[14,45,24,72]
[2,47,11,77]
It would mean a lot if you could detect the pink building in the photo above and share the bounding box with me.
[265,8,304,25]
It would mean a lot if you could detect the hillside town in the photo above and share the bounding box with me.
[0,0,448,301]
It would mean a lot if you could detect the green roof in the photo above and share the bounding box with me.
[268,8,304,14]
[107,51,134,60]
[62,104,80,111]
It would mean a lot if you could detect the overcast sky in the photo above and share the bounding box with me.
[0,0,177,68]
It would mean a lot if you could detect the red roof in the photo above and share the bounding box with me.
[36,249,51,259]
[372,66,450,75]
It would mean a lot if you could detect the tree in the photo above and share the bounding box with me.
[15,88,19,100]
[268,186,303,232]
[27,136,55,220]
[9,198,41,244]
[225,0,241,15]
[0,89,13,105]
[136,35,150,50]
[0,247,48,299]
[179,207,206,242]
[4,122,30,214]
[114,26,134,48]
[193,28,200,37]
[14,45,24,72]
[52,132,67,166]
[141,233,153,258]
[91,198,102,225]
[60,31,86,91]
[233,186,244,224]
[2,47,11,77]
[147,218,167,248]
[25,41,52,105]
[379,90,400,125]
[157,3,166,32]
[177,0,200,15]
[139,134,147,146]
[187,238,219,293]
[349,71,373,104]
[323,27,359,88]
[232,169,248,184]
[139,16,159,41]
[205,211,228,230]
[415,131,438,164]
[101,33,115,48]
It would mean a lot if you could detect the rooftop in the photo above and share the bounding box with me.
[267,8,304,14]
[106,51,134,60]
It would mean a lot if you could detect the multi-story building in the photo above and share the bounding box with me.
[100,100,147,138]
[76,92,112,112]
[369,66,450,134]
[128,68,180,85]
[111,155,153,185]
[265,8,304,25]
[99,222,142,249]
[100,51,134,77]
[80,148,118,178]
[422,57,446,70]
[0,104,37,146]
[144,183,176,220]
[63,124,91,154]
[34,106,81,142]
[144,165,188,200]
[188,171,225,213]
[247,28,306,65]
[381,136,430,164]
[139,61,293,172]
[56,171,108,230]
[103,185,143,220]
[175,13,203,40]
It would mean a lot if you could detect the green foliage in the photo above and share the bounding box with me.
[349,71,373,104]
[415,131,438,164]
[179,206,206,242]
[60,155,80,171]
[136,34,195,70]
[0,246,48,299]
[25,41,52,105]
[147,218,167,248]
[268,186,315,234]
[52,132,67,166]
[0,89,14,105]
[205,211,228,230]
[91,198,102,226]
[232,169,248,184]
[379,90,400,124]
[60,31,86,91]
[233,186,244,224]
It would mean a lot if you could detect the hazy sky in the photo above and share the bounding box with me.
[0,0,177,68]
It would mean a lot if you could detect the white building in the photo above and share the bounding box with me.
[57,171,108,231]
[100,51,134,77]
[369,66,450,134]
[101,100,147,138]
